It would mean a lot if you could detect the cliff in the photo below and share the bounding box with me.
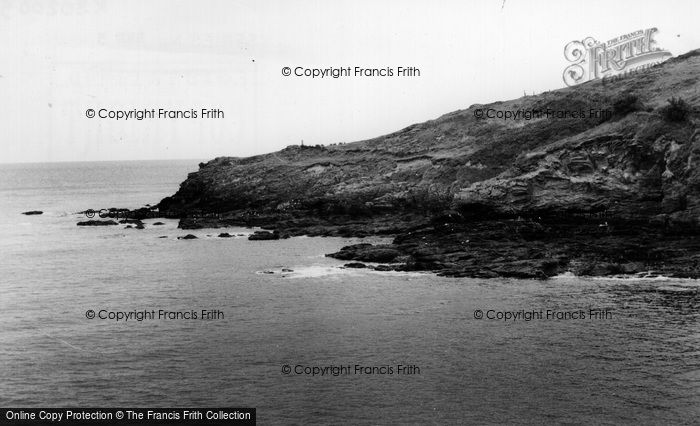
[158,49,700,278]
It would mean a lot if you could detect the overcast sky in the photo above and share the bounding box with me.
[1,0,698,163]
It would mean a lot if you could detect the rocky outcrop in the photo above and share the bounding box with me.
[344,262,368,269]
[156,49,700,278]
[455,120,700,228]
[328,244,403,263]
[326,219,700,278]
[160,52,700,222]
[248,230,279,241]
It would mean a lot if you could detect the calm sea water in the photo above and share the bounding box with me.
[0,161,698,425]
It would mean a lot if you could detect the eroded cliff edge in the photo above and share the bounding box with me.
[158,50,700,278]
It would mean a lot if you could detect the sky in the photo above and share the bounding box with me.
[1,0,698,163]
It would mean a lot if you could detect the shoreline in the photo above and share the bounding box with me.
[173,209,700,280]
[74,206,700,280]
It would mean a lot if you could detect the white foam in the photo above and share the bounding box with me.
[551,271,577,279]
[588,274,694,282]
[552,271,700,285]
[257,265,427,279]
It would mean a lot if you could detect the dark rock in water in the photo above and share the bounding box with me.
[153,222,165,225]
[373,265,395,272]
[129,207,157,220]
[328,244,401,263]
[178,234,198,240]
[22,210,43,215]
[218,232,233,238]
[158,236,168,238]
[125,225,133,229]
[344,262,368,268]
[261,270,274,274]
[119,219,143,224]
[135,223,145,229]
[77,220,118,226]
[281,268,294,272]
[248,230,280,241]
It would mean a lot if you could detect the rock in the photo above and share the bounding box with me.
[153,222,165,225]
[178,234,198,240]
[620,262,645,274]
[372,265,395,271]
[327,244,401,263]
[22,210,43,215]
[135,223,145,229]
[248,230,280,241]
[158,236,168,238]
[119,219,143,224]
[281,268,294,272]
[344,262,368,268]
[577,262,623,277]
[125,225,133,229]
[218,232,233,238]
[77,220,118,226]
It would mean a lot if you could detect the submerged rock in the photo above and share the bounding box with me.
[218,232,233,238]
[22,210,43,215]
[344,262,368,268]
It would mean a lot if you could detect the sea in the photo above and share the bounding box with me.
[0,160,698,425]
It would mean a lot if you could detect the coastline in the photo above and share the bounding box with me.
[74,49,700,281]
[74,206,700,280]
[189,212,700,280]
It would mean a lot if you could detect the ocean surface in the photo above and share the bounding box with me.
[0,160,698,425]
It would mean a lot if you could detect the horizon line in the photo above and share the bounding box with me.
[0,157,210,166]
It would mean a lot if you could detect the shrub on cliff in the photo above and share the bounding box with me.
[661,97,691,122]
[611,93,645,118]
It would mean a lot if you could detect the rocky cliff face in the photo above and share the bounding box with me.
[158,50,700,278]
[161,50,699,226]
